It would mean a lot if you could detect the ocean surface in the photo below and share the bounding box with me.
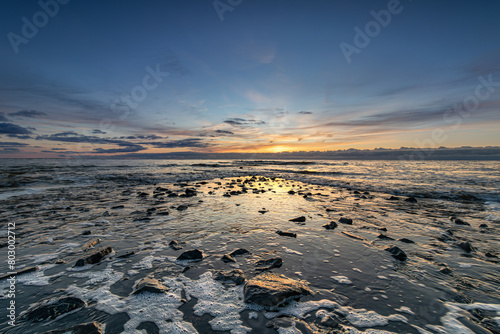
[0,159,499,333]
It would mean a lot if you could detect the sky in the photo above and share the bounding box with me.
[0,0,499,158]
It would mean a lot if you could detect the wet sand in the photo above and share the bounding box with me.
[0,175,499,333]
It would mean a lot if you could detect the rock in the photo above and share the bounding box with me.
[405,197,418,203]
[23,296,86,322]
[276,230,297,238]
[485,252,498,258]
[341,231,365,240]
[169,240,183,250]
[244,273,313,309]
[176,249,203,261]
[289,216,306,222]
[379,227,387,232]
[288,190,296,194]
[214,269,246,285]
[438,229,455,242]
[451,217,470,226]
[479,223,488,228]
[111,205,125,209]
[0,266,39,280]
[221,254,236,263]
[255,257,283,271]
[377,234,394,240]
[325,208,335,212]
[41,321,103,334]
[398,238,415,244]
[74,246,113,267]
[322,221,338,230]
[132,277,168,294]
[457,241,475,253]
[388,196,400,201]
[258,209,268,214]
[184,188,197,197]
[81,230,92,236]
[176,205,188,211]
[385,246,408,261]
[230,248,251,257]
[338,217,352,225]
[439,267,453,275]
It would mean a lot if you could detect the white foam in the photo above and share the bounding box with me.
[14,264,59,286]
[353,268,363,273]
[132,255,164,270]
[395,306,414,315]
[248,311,258,320]
[331,275,353,284]
[30,253,59,264]
[277,322,302,334]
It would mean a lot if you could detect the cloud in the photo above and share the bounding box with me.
[198,129,234,137]
[0,148,20,153]
[299,111,313,114]
[8,110,47,118]
[0,141,29,147]
[91,129,107,134]
[0,123,33,134]
[0,113,8,122]
[224,118,266,126]
[144,138,213,148]
[7,134,32,139]
[93,144,145,154]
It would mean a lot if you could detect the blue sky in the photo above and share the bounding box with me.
[0,0,499,157]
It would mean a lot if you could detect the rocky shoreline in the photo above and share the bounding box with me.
[0,175,499,333]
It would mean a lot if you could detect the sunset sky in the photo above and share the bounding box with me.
[0,0,499,157]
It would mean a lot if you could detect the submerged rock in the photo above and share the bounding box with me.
[405,196,418,203]
[177,249,204,261]
[338,217,353,225]
[439,267,453,275]
[377,234,394,240]
[132,277,168,294]
[457,241,475,253]
[399,238,415,244]
[169,240,183,250]
[385,246,408,261]
[451,217,470,226]
[244,273,313,308]
[74,246,113,267]
[289,216,306,222]
[322,221,338,230]
[214,269,246,285]
[229,248,251,257]
[23,296,86,322]
[276,230,297,238]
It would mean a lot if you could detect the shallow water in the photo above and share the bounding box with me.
[0,160,499,333]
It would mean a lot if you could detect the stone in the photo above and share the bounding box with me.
[322,221,338,230]
[221,254,236,263]
[23,296,86,322]
[289,216,306,222]
[74,246,113,267]
[385,246,408,261]
[398,238,415,244]
[169,240,183,250]
[132,277,168,294]
[338,217,352,225]
[41,322,103,334]
[230,248,251,257]
[255,257,283,271]
[457,241,475,253]
[451,217,470,226]
[214,269,246,285]
[439,267,453,275]
[82,238,101,251]
[117,251,135,259]
[244,273,313,309]
[176,205,188,211]
[177,249,203,261]
[405,197,418,203]
[276,230,297,238]
[377,234,394,240]
[388,196,400,200]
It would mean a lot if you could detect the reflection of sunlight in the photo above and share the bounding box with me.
[272,145,289,153]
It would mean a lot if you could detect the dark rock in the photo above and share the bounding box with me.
[276,230,297,238]
[229,248,251,257]
[176,205,188,211]
[485,252,498,258]
[221,254,236,263]
[289,216,306,222]
[82,238,101,252]
[41,321,103,334]
[398,238,415,244]
[452,217,470,226]
[177,249,203,261]
[379,227,387,232]
[439,267,453,275]
[137,192,148,198]
[111,205,125,209]
[132,277,168,294]
[156,210,170,216]
[184,188,197,197]
[377,234,394,240]
[255,257,283,271]
[341,231,365,240]
[405,197,418,203]
[23,296,86,322]
[288,190,296,194]
[338,217,352,225]
[244,273,313,309]
[479,223,488,228]
[214,269,246,285]
[258,210,268,214]
[169,240,183,250]
[385,246,408,261]
[325,208,335,212]
[81,230,92,236]
[322,221,338,230]
[75,246,113,267]
[167,193,178,197]
[457,241,475,253]
[388,196,400,201]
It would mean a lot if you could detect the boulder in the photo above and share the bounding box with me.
[255,257,283,271]
[322,221,338,230]
[176,249,203,261]
[74,246,113,267]
[244,273,313,308]
[385,246,408,261]
[289,216,306,223]
[338,217,352,225]
[214,269,246,285]
[229,248,251,257]
[398,238,415,244]
[457,241,475,253]
[132,277,168,294]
